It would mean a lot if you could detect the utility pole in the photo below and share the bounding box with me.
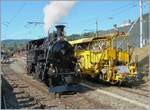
[96,20,98,37]
[139,0,143,48]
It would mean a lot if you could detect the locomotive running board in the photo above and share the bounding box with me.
[48,84,82,93]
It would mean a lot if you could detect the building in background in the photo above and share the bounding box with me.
[98,13,149,48]
[128,13,149,48]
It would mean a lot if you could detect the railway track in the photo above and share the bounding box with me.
[1,62,149,109]
[119,87,149,97]
[138,88,149,92]
[81,78,149,98]
[80,82,149,109]
[2,65,57,109]
[79,79,149,109]
[1,64,111,109]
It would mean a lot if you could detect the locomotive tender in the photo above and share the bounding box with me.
[26,25,80,92]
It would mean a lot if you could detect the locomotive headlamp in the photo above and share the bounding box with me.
[48,64,55,74]
[77,68,80,72]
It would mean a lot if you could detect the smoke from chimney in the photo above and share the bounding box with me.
[43,1,76,34]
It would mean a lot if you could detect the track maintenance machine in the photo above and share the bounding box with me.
[69,32,141,85]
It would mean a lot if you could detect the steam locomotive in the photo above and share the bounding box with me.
[26,25,80,92]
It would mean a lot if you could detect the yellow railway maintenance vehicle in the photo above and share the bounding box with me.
[69,32,141,85]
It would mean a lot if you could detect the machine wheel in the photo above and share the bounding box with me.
[109,80,118,85]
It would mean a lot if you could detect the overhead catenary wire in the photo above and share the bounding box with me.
[118,1,147,48]
[118,17,139,48]
[100,4,138,24]
[2,22,9,27]
[108,4,137,18]
[8,3,26,25]
[3,1,146,40]
[76,4,138,35]
[66,3,137,37]
[71,2,137,24]
[102,1,147,24]
[23,20,45,39]
[1,2,27,41]
[66,3,138,36]
[67,3,138,34]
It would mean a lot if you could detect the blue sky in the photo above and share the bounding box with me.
[1,0,149,40]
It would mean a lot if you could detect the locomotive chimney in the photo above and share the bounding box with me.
[55,25,65,40]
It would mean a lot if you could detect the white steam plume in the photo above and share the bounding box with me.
[43,1,76,34]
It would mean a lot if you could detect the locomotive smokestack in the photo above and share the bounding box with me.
[55,25,65,40]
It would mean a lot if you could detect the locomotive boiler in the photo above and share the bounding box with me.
[26,25,80,92]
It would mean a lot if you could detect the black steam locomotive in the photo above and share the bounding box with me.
[26,25,80,92]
